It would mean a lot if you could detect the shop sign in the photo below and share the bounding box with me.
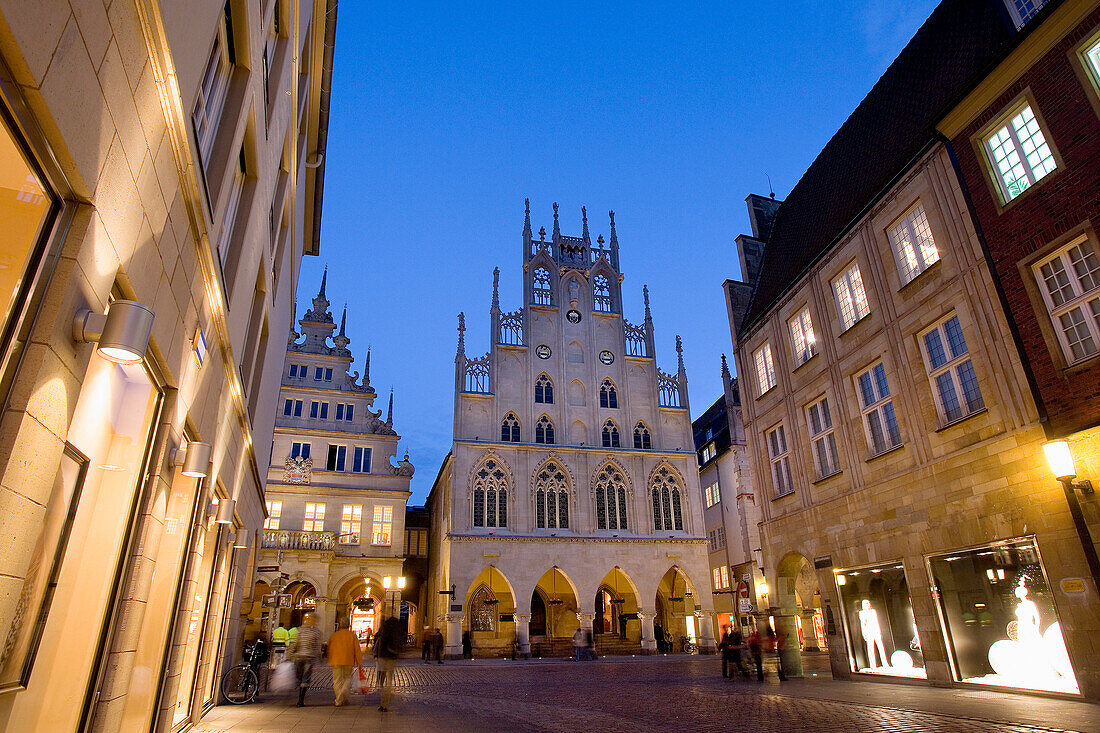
[813,555,833,569]
[450,604,463,612]
[277,594,293,608]
[257,565,280,573]
[1060,578,1086,594]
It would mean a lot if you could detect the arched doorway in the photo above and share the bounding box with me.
[530,591,547,636]
[530,566,580,657]
[463,566,516,658]
[282,581,317,628]
[655,567,699,653]
[775,552,821,677]
[593,567,641,653]
[336,576,385,643]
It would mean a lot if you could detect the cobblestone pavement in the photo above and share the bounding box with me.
[196,655,1100,733]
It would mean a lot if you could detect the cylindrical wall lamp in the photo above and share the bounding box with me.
[173,441,212,478]
[215,497,236,524]
[233,531,250,550]
[73,300,155,364]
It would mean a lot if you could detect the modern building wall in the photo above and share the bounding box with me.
[0,1,335,729]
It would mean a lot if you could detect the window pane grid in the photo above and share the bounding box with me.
[985,104,1055,201]
[807,399,839,478]
[857,364,902,455]
[754,344,776,393]
[340,505,361,544]
[889,204,940,284]
[922,316,985,424]
[833,264,869,330]
[304,502,325,532]
[265,500,281,530]
[789,308,817,365]
[767,425,794,497]
[1036,240,1100,364]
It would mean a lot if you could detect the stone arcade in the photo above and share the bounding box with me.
[427,201,716,658]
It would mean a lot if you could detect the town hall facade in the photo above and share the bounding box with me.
[427,201,716,658]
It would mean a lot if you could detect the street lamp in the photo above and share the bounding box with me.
[1043,441,1100,596]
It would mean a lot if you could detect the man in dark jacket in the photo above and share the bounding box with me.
[373,616,403,711]
[719,625,748,678]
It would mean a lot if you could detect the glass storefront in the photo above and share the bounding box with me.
[929,537,1078,694]
[834,561,925,679]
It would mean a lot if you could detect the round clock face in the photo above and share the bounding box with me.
[536,344,552,359]
[599,350,614,365]
[566,309,581,324]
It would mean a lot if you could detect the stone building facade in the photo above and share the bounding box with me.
[726,0,1100,700]
[245,274,415,645]
[0,1,336,729]
[427,202,716,659]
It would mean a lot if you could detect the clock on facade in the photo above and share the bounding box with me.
[566,309,581,323]
[536,344,552,359]
[599,350,614,364]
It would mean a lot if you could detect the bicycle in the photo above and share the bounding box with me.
[220,640,265,705]
[680,636,698,654]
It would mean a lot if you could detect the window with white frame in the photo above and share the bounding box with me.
[264,500,281,530]
[789,307,818,366]
[806,397,840,478]
[335,403,354,421]
[712,566,722,590]
[833,262,870,330]
[288,363,307,378]
[1003,0,1048,29]
[340,504,361,544]
[699,442,716,464]
[703,481,720,508]
[1034,236,1100,364]
[983,103,1056,203]
[1084,35,1100,89]
[753,343,776,395]
[313,366,333,382]
[921,315,986,423]
[720,565,730,589]
[371,505,393,545]
[326,444,346,471]
[303,502,325,532]
[216,149,246,265]
[352,446,371,473]
[193,5,234,166]
[290,441,310,459]
[857,363,902,455]
[888,202,940,285]
[766,424,793,498]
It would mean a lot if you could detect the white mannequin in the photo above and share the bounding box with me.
[1013,581,1041,646]
[858,599,888,668]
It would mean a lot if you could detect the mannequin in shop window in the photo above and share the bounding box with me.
[858,599,888,668]
[1014,581,1041,647]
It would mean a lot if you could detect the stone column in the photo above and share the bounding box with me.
[444,613,464,660]
[515,613,532,658]
[638,610,657,655]
[801,608,822,652]
[314,598,337,635]
[773,611,804,678]
[576,612,595,634]
[696,611,717,654]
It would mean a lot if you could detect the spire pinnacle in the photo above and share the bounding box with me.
[643,285,652,322]
[457,312,466,359]
[386,388,393,425]
[721,353,731,381]
[552,202,560,243]
[609,210,617,245]
[318,266,328,298]
[676,335,685,374]
[338,303,347,336]
[364,345,371,383]
[491,267,500,310]
[581,206,590,243]
[523,198,532,239]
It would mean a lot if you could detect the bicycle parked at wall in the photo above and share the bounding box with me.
[680,636,698,654]
[220,639,267,705]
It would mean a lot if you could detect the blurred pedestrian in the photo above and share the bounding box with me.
[421,626,431,664]
[654,622,665,653]
[431,627,444,664]
[287,614,322,707]
[373,615,403,712]
[327,616,362,707]
[719,625,748,679]
[572,628,585,661]
[462,630,472,659]
[748,627,764,681]
[770,626,787,681]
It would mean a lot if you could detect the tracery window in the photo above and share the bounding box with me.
[535,461,569,529]
[633,422,651,450]
[651,465,684,531]
[601,419,620,448]
[469,586,497,632]
[594,464,628,530]
[533,267,552,305]
[535,415,555,445]
[472,457,509,528]
[535,374,554,404]
[593,274,612,312]
[501,412,520,442]
[599,379,618,408]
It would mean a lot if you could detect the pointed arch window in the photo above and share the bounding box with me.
[470,586,497,632]
[651,465,684,531]
[599,378,618,408]
[593,274,612,312]
[594,464,628,530]
[535,374,554,404]
[501,413,520,442]
[633,422,651,450]
[535,461,569,529]
[472,457,509,528]
[535,415,555,445]
[601,419,620,448]
[533,267,552,305]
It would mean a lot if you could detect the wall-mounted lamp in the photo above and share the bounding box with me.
[1044,441,1093,494]
[73,300,155,364]
[173,441,212,478]
[215,497,236,524]
[1043,440,1100,598]
[232,531,250,550]
[753,548,765,574]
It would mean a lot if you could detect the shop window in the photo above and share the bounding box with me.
[833,562,926,679]
[928,537,1077,694]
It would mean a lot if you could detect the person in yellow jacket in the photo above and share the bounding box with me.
[272,623,290,646]
[327,616,363,706]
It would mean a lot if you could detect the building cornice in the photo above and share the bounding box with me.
[446,533,706,545]
[453,439,695,457]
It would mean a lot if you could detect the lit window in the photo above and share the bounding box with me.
[599,379,618,408]
[789,307,817,366]
[534,461,569,529]
[290,441,310,459]
[535,415,555,445]
[650,465,684,531]
[699,443,716,464]
[472,457,509,528]
[352,446,371,473]
[264,500,281,530]
[601,419,620,448]
[720,565,729,589]
[594,464,628,530]
[216,149,245,264]
[1084,35,1100,88]
[857,363,902,455]
[501,413,520,442]
[703,481,720,508]
[921,315,986,423]
[326,444,346,471]
[303,502,325,532]
[833,262,870,330]
[535,374,554,404]
[983,103,1056,203]
[593,274,612,312]
[533,267,552,305]
[888,203,940,285]
[713,567,722,590]
[193,4,235,166]
[806,398,840,478]
[633,422,651,449]
[340,504,362,544]
[766,424,794,498]
[1034,236,1100,364]
[371,505,392,545]
[753,343,776,395]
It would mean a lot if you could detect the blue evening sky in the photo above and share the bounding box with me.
[298,1,940,503]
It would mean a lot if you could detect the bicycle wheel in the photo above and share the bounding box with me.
[221,665,259,704]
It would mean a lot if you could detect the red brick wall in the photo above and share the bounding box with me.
[950,7,1100,438]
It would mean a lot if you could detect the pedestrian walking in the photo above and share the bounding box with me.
[431,627,444,664]
[286,614,322,707]
[748,628,764,682]
[461,630,472,659]
[421,626,432,664]
[373,615,403,712]
[770,626,788,681]
[654,622,664,653]
[327,616,362,707]
[584,628,597,660]
[719,625,748,679]
[572,627,585,661]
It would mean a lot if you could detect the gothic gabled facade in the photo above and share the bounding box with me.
[427,201,716,658]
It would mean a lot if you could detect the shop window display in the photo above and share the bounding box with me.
[928,537,1077,694]
[834,562,925,678]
